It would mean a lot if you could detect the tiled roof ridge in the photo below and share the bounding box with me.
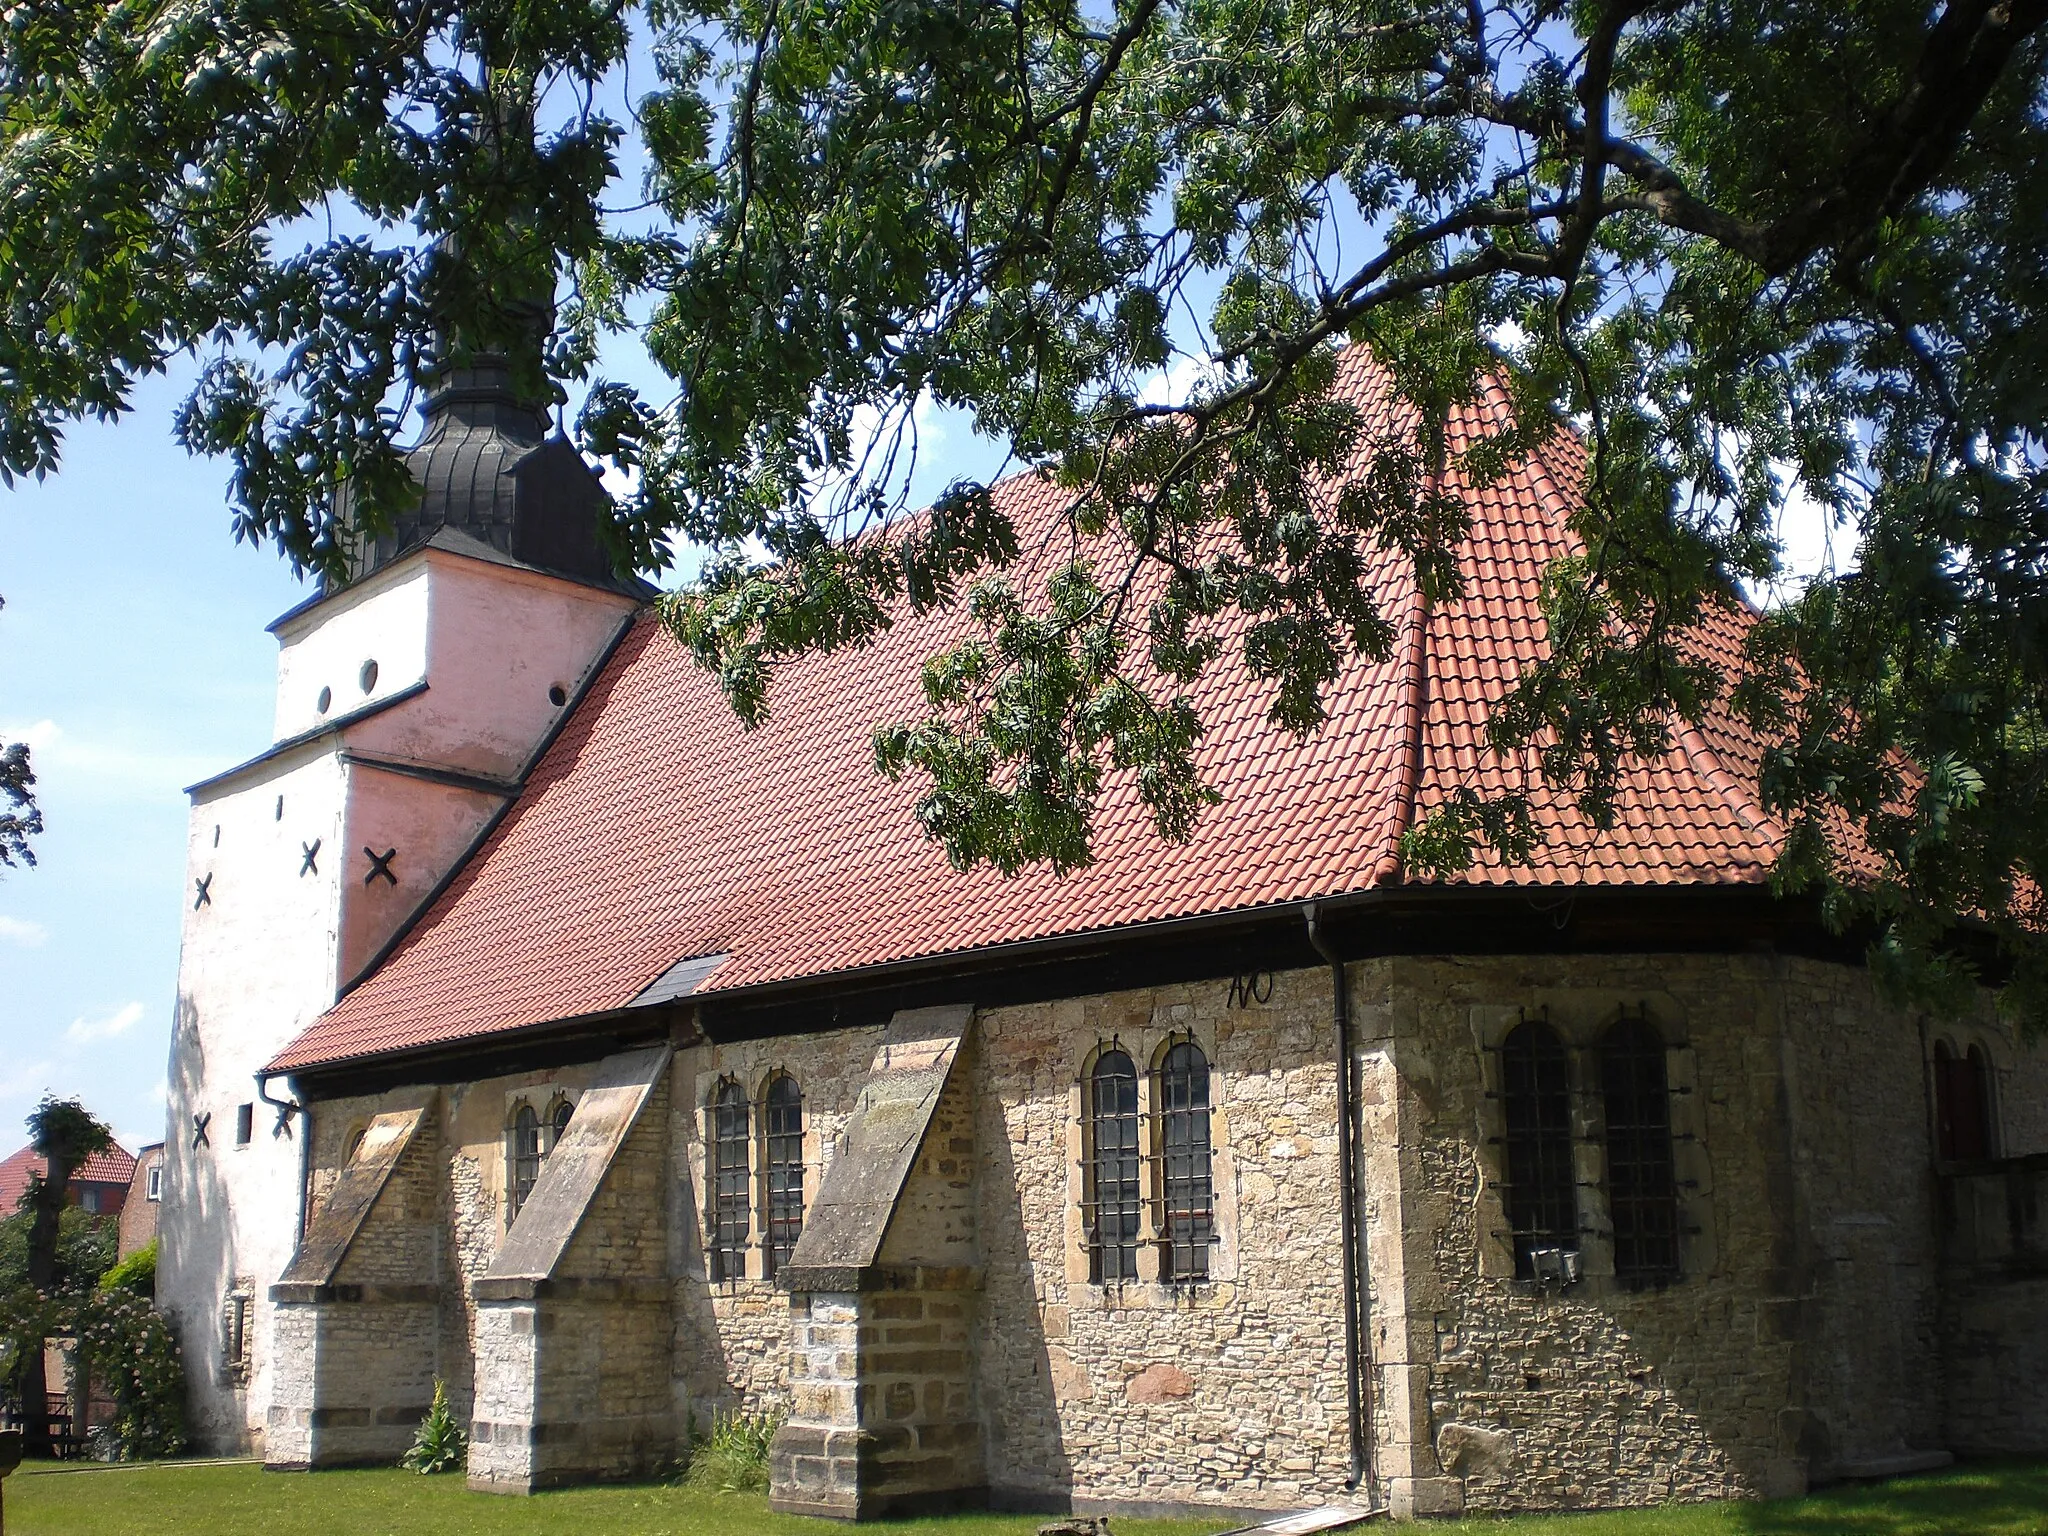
[1465,371,1787,853]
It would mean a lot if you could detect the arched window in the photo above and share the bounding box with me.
[547,1096,575,1152]
[1087,1048,1142,1283]
[509,1104,542,1219]
[708,1080,751,1282]
[1500,1020,1577,1279]
[1935,1041,1996,1162]
[1157,1040,1215,1283]
[763,1075,805,1277]
[1600,1017,1680,1285]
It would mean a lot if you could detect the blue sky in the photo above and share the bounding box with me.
[2,361,311,1158]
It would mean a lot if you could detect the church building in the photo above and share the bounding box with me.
[156,347,2048,1521]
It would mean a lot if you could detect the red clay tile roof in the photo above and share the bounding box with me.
[270,350,1804,1073]
[0,1143,138,1215]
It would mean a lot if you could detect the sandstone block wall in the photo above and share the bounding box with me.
[1944,1270,2048,1454]
[971,974,1351,1515]
[266,1100,444,1469]
[672,1026,884,1423]
[273,946,2043,1516]
[470,1058,675,1491]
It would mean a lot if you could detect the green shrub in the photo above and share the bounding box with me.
[401,1379,467,1474]
[0,1207,118,1291]
[72,1283,185,1460]
[681,1408,781,1494]
[99,1239,156,1298]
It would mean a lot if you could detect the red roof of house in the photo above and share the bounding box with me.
[0,1143,138,1216]
[270,350,1810,1074]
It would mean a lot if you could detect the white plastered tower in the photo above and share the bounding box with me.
[157,361,645,1453]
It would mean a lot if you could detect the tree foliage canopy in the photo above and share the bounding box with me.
[2,0,2045,1002]
[0,597,42,870]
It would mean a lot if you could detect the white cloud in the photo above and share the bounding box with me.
[0,1057,55,1100]
[1744,467,1859,609]
[66,1001,146,1046]
[1137,353,1228,411]
[0,716,219,805]
[0,916,47,947]
[5,718,59,753]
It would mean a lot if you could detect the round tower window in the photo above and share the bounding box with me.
[548,684,568,706]
[316,686,332,714]
[359,659,379,693]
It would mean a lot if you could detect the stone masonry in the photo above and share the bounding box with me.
[469,1046,674,1493]
[265,950,2048,1518]
[267,1095,442,1468]
[769,1006,985,1518]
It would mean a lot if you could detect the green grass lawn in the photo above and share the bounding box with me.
[3,1459,2043,1536]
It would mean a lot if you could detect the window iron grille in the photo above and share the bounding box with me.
[1501,1018,1578,1280]
[763,1075,805,1277]
[1087,1048,1142,1283]
[1600,1016,1680,1285]
[509,1104,543,1218]
[1934,1040,1996,1162]
[1157,1039,1215,1283]
[708,1080,751,1282]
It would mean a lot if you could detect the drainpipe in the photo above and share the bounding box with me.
[1306,902,1371,1491]
[256,1073,314,1240]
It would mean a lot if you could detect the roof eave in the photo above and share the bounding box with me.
[273,879,1832,1092]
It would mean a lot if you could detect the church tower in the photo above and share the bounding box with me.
[158,356,646,1453]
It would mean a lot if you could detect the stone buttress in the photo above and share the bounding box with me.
[769,1005,984,1519]
[267,1094,443,1467]
[468,1045,674,1492]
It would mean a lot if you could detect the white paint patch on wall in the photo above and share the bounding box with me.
[273,564,432,742]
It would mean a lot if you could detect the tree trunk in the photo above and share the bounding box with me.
[20,1161,75,1458]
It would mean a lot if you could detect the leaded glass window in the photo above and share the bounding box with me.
[1501,1020,1577,1278]
[763,1075,805,1277]
[1935,1040,1996,1162]
[1600,1018,1680,1285]
[548,1096,574,1152]
[709,1080,751,1282]
[1158,1040,1215,1283]
[509,1104,542,1218]
[1087,1049,1141,1283]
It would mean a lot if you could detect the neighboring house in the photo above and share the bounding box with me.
[157,347,2048,1521]
[0,1143,136,1220]
[118,1143,166,1258]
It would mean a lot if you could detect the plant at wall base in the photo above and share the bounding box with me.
[72,1283,186,1461]
[401,1380,467,1474]
[680,1409,781,1494]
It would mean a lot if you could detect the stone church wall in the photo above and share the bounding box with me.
[274,948,2041,1515]
[671,1025,887,1424]
[1367,953,1814,1513]
[970,973,1350,1515]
